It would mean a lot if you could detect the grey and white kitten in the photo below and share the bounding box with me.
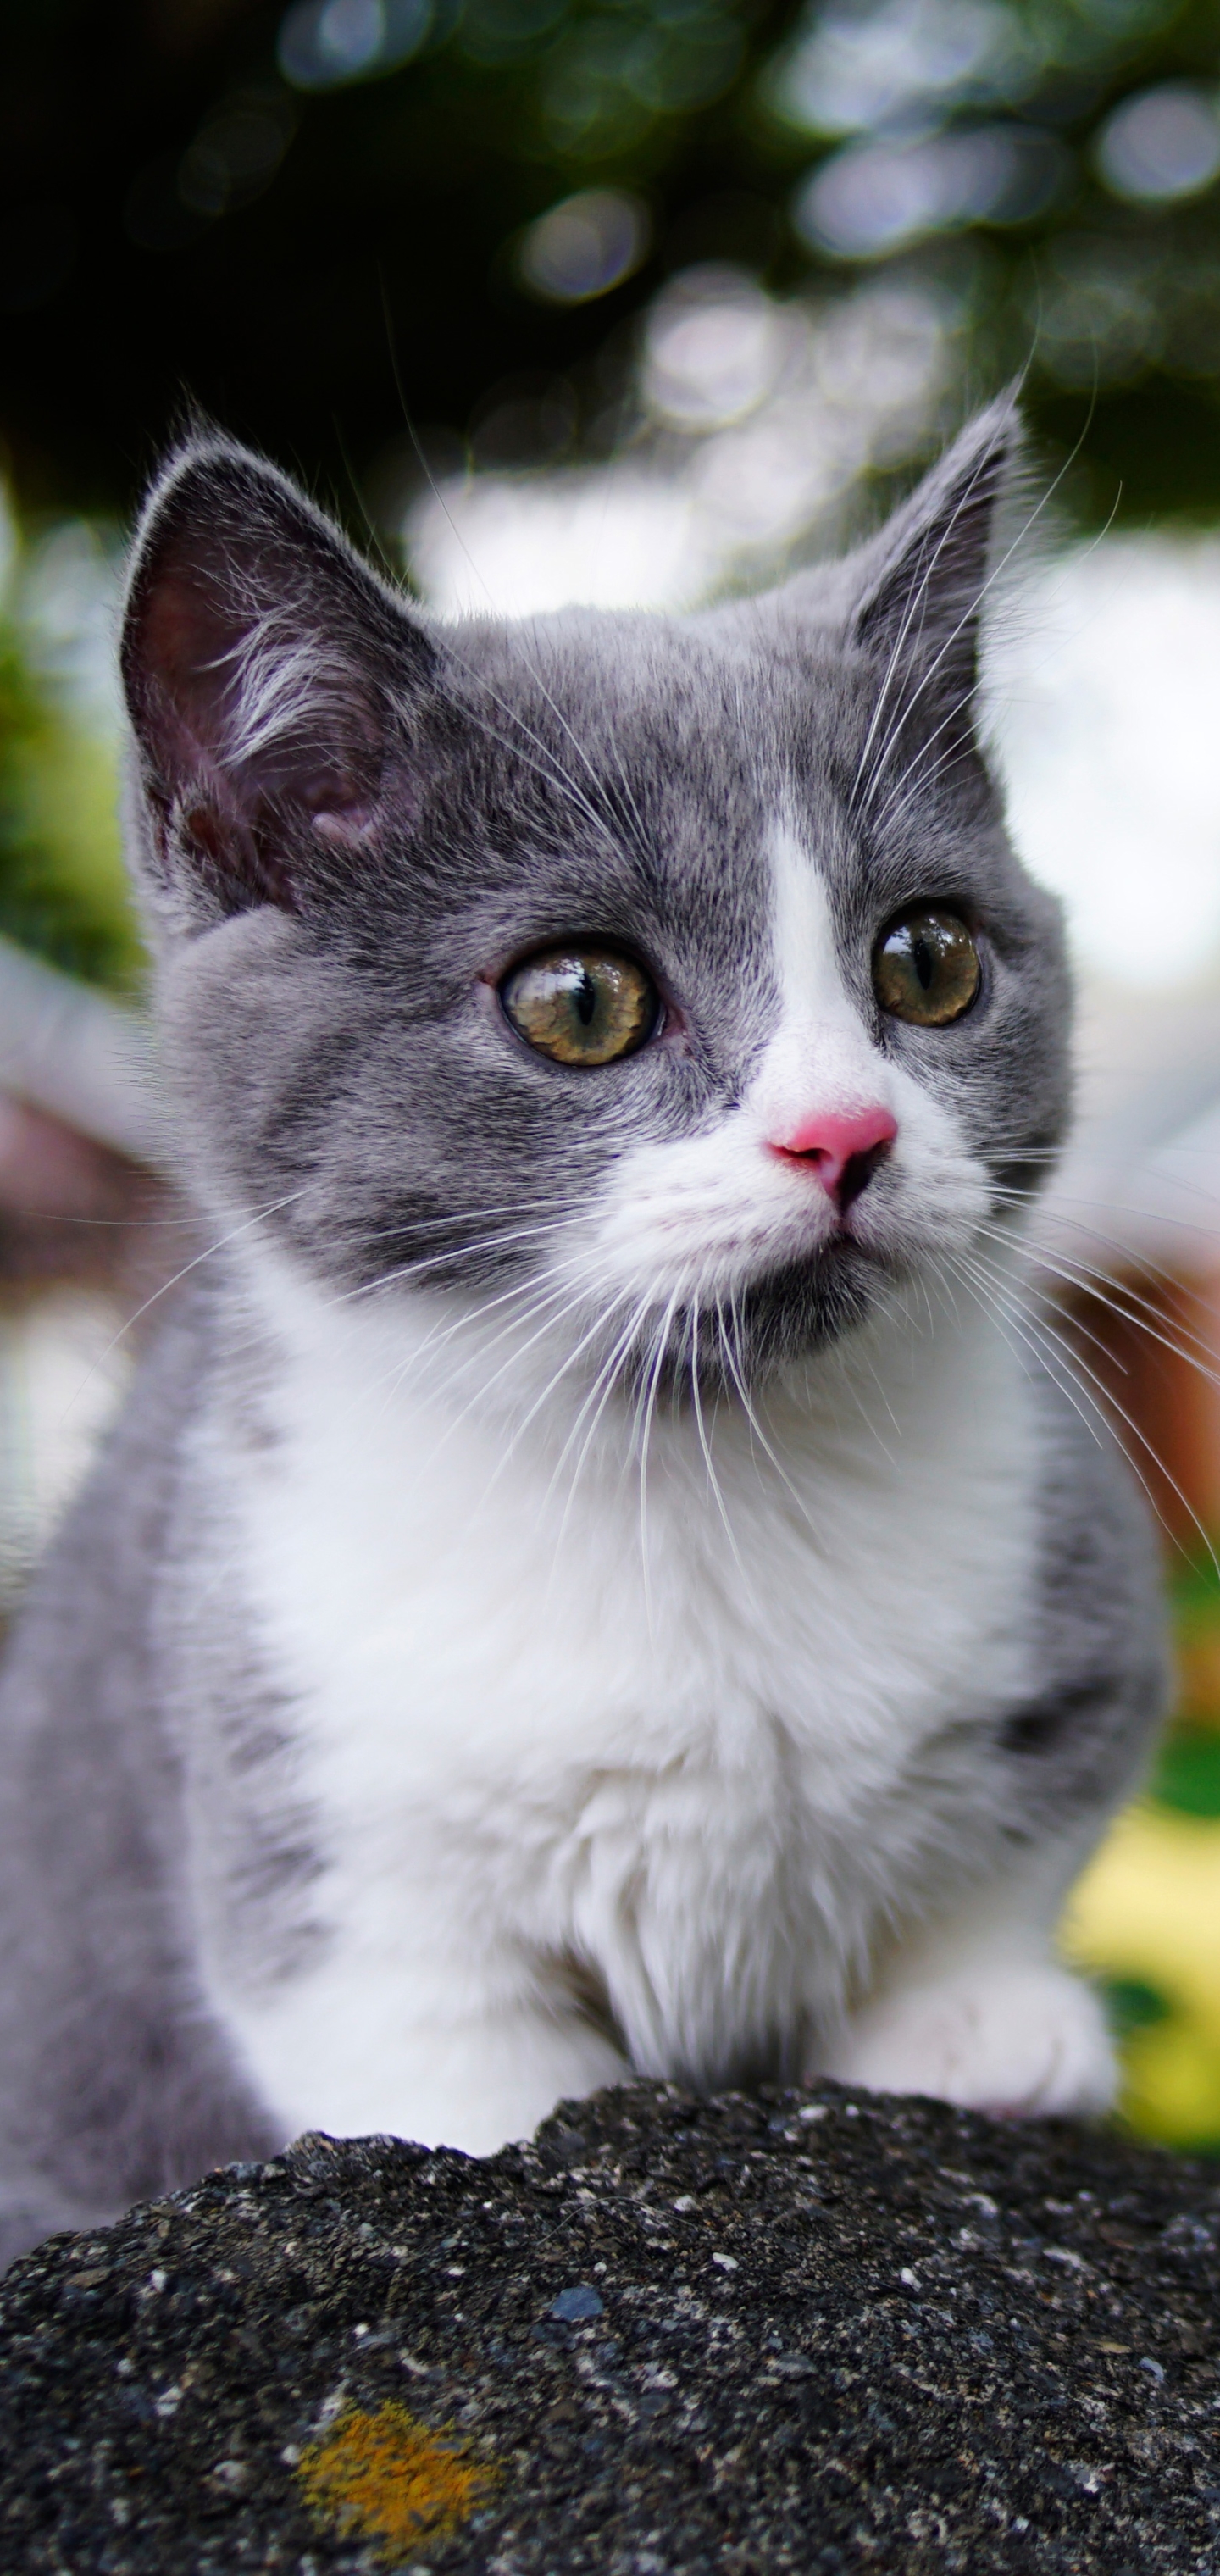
[0,400,1167,2268]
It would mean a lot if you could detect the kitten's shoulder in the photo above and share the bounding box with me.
[1018,1351,1171,1808]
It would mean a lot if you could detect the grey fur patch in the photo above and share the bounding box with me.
[0,1302,286,2242]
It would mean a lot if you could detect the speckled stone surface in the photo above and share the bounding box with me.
[1,2081,1217,2573]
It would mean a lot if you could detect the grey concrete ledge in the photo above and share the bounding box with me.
[0,2080,1217,2573]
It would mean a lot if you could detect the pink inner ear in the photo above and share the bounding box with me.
[311,804,377,846]
[141,560,234,719]
[135,560,248,799]
[134,535,377,823]
[125,447,420,908]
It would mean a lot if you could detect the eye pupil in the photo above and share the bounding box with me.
[575,972,596,1027]
[912,937,934,991]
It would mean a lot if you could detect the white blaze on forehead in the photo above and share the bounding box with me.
[746,825,895,1142]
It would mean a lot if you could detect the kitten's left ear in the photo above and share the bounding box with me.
[121,434,438,924]
[846,392,1023,722]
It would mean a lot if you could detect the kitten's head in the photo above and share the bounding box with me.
[120,399,1069,1395]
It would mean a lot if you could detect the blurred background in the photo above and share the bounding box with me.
[2,0,1220,2151]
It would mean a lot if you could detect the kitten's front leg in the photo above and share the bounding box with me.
[382,2003,632,2155]
[230,1950,632,2158]
[819,1860,1116,2119]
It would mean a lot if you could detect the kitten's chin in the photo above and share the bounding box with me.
[624,1241,897,1399]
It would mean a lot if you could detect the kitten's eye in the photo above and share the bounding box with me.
[873,908,981,1027]
[501,947,658,1067]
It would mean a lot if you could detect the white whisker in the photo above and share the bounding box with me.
[963,1241,1220,1577]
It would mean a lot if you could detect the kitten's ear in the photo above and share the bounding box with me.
[121,436,436,921]
[846,392,1023,722]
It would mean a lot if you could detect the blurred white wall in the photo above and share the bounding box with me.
[988,535,1220,994]
[0,1293,132,1610]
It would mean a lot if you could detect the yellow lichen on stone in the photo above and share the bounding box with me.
[297,2400,496,2558]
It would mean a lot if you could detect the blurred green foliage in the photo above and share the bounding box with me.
[1154,1724,1220,1816]
[1102,1973,1173,2039]
[0,614,139,992]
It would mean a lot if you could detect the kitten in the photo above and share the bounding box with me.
[0,399,1167,2268]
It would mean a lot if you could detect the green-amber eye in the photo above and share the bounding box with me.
[873,908,981,1027]
[501,947,658,1067]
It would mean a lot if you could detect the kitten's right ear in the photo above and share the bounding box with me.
[844,393,1023,724]
[121,436,437,924]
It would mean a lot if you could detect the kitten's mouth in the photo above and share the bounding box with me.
[616,1235,896,1398]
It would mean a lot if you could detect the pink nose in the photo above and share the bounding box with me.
[770,1107,897,1211]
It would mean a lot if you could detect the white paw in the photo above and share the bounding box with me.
[823,1963,1117,2119]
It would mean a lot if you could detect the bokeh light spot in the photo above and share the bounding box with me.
[518,190,651,304]
[795,121,1066,257]
[772,0,1031,138]
[643,265,794,429]
[278,0,432,90]
[1096,81,1220,206]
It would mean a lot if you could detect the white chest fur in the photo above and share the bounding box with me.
[194,1260,1042,2151]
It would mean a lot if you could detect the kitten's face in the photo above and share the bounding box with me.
[121,405,1070,1394]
